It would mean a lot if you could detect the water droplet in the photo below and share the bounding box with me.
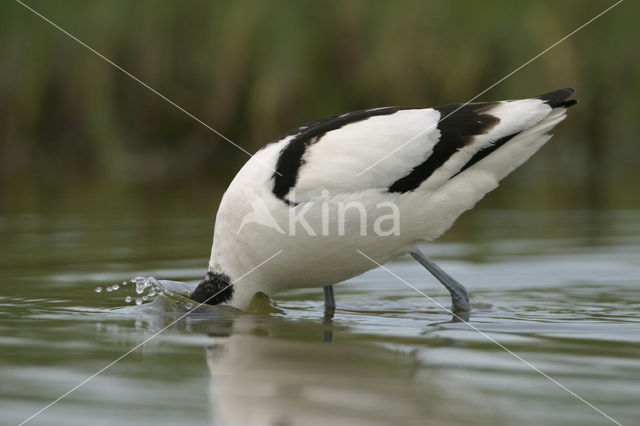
[148,289,156,297]
[185,303,193,309]
[125,296,132,303]
[106,286,113,292]
[135,298,143,306]
[122,280,128,286]
[95,287,103,293]
[112,284,120,291]
[142,295,149,301]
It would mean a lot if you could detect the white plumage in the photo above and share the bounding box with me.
[190,89,576,311]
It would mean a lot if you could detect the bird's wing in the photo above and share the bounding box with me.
[270,88,576,204]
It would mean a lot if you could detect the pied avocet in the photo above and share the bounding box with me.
[190,88,577,316]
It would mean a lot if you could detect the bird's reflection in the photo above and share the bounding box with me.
[137,293,491,425]
[201,317,489,424]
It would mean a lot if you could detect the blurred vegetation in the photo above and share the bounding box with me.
[1,0,638,211]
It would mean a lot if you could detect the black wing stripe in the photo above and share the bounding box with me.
[388,102,500,193]
[272,106,415,202]
[450,133,518,179]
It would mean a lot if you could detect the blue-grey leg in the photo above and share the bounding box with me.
[410,249,470,316]
[323,285,335,321]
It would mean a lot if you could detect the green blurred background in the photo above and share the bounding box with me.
[1,0,638,215]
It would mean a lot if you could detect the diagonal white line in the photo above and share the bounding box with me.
[17,249,284,426]
[356,249,622,426]
[13,0,282,176]
[357,0,624,176]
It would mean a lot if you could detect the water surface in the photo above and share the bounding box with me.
[1,202,639,425]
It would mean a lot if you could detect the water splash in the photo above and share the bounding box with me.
[130,276,176,301]
[95,276,197,308]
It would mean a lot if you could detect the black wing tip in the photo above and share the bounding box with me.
[537,88,577,108]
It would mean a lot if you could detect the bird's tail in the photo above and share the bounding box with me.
[464,88,575,181]
[416,89,576,241]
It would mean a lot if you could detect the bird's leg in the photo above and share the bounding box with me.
[410,249,471,317]
[323,285,336,321]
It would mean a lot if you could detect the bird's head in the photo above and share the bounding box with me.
[189,270,234,305]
